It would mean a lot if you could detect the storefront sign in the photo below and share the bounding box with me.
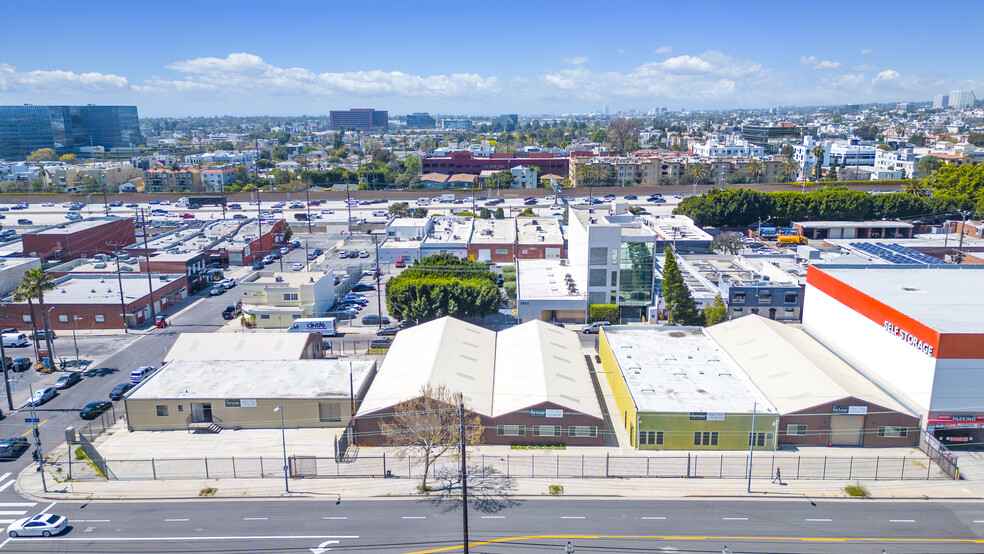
[225,399,241,408]
[884,321,934,357]
[545,409,564,419]
[225,399,257,408]
[832,405,867,415]
[690,412,707,421]
[530,409,545,417]
[945,436,970,442]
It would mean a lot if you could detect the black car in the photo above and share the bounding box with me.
[221,305,242,320]
[109,383,134,400]
[376,325,399,336]
[54,372,82,389]
[351,283,375,292]
[80,401,113,420]
[370,336,393,348]
[251,260,264,269]
[10,358,31,372]
[624,195,638,200]
[30,329,56,340]
[524,199,538,205]
[0,438,29,459]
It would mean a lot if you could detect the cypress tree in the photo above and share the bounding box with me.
[661,248,703,326]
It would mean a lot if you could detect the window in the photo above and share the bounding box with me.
[610,271,617,287]
[589,269,606,287]
[733,307,743,314]
[319,402,342,423]
[786,424,808,436]
[611,249,619,264]
[784,292,798,304]
[178,405,183,412]
[568,426,597,438]
[694,431,718,446]
[732,292,746,303]
[877,426,908,438]
[532,425,561,437]
[639,430,664,445]
[494,248,509,255]
[497,425,526,436]
[156,405,169,417]
[283,293,298,301]
[589,247,608,266]
[748,432,772,447]
[58,315,68,323]
[21,315,31,323]
[94,315,105,323]
[758,291,772,304]
[260,314,270,320]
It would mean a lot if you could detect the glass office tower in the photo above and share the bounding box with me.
[0,105,142,160]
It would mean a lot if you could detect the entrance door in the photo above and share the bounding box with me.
[829,415,864,446]
[190,402,213,423]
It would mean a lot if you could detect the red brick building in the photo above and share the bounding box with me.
[207,218,288,266]
[422,151,570,176]
[22,217,136,262]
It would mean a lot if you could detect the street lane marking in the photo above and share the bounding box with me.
[76,520,110,523]
[641,517,666,520]
[0,483,14,494]
[402,516,426,519]
[322,517,347,520]
[0,474,10,482]
[20,419,47,437]
[481,516,505,519]
[0,520,14,524]
[561,517,585,519]
[0,512,25,516]
[890,519,915,523]
[975,520,984,523]
[243,517,268,521]
[0,504,35,508]
[806,519,832,522]
[8,535,360,542]
[164,518,189,522]
[722,518,748,521]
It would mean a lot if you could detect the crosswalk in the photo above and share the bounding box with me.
[0,472,35,530]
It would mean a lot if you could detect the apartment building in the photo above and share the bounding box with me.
[201,166,238,192]
[143,164,203,192]
[238,271,335,329]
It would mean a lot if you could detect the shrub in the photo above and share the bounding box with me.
[843,483,870,498]
[504,281,516,299]
[199,487,218,497]
[548,485,564,495]
[589,304,619,323]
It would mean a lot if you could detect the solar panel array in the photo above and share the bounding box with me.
[848,242,948,265]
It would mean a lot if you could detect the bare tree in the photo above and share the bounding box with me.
[607,118,641,155]
[712,232,745,255]
[381,384,482,491]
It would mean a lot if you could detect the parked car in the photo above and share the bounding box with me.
[54,372,82,389]
[291,262,304,271]
[307,252,319,260]
[582,321,612,334]
[10,358,31,372]
[109,383,134,400]
[358,250,370,258]
[262,255,275,265]
[376,325,399,336]
[221,278,236,289]
[6,513,68,537]
[221,305,242,320]
[362,315,391,325]
[280,247,289,255]
[79,401,113,420]
[30,329,56,340]
[129,366,156,384]
[0,437,29,459]
[251,260,264,269]
[209,285,225,296]
[370,336,393,348]
[351,283,375,292]
[16,219,32,225]
[27,387,57,406]
[2,332,28,347]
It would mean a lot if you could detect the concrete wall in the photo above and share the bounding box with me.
[778,398,920,447]
[126,396,355,431]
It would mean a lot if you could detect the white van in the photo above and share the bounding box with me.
[288,317,337,337]
[130,366,156,384]
[416,197,430,206]
[1,333,28,347]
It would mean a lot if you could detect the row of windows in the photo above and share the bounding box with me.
[23,314,106,323]
[496,425,597,438]
[731,292,799,304]
[786,424,909,438]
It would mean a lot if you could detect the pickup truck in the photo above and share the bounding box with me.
[221,305,242,320]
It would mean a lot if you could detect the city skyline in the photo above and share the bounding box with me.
[1,0,982,117]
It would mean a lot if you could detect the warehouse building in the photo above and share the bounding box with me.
[125,359,376,432]
[707,315,920,447]
[22,217,136,262]
[163,332,324,363]
[803,264,984,449]
[598,326,778,450]
[354,317,604,446]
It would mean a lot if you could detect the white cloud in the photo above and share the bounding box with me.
[654,46,672,55]
[861,49,873,55]
[160,52,500,98]
[562,56,589,65]
[799,56,840,70]
[0,63,128,93]
[658,55,713,74]
[873,69,900,83]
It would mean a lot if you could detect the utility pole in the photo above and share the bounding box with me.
[747,401,757,493]
[0,331,11,410]
[139,209,156,322]
[346,179,353,238]
[112,245,129,332]
[459,393,469,554]
[374,235,382,330]
[256,187,264,263]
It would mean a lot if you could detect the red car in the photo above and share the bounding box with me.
[179,213,195,219]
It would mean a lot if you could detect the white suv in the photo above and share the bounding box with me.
[582,321,611,334]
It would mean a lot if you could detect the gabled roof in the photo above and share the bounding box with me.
[163,332,317,362]
[706,315,914,415]
[421,173,449,183]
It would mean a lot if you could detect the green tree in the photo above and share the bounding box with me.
[486,170,514,189]
[389,202,411,217]
[81,175,101,194]
[493,207,504,219]
[711,232,744,255]
[58,153,77,164]
[916,156,943,177]
[778,156,800,182]
[660,248,702,326]
[11,284,42,359]
[236,165,249,183]
[411,207,429,218]
[18,268,57,363]
[811,145,825,184]
[589,304,619,323]
[385,254,502,323]
[590,129,608,143]
[702,295,728,326]
[478,208,492,219]
[744,160,764,184]
[397,155,422,189]
[779,145,794,158]
[517,207,536,217]
[686,163,711,185]
[27,148,58,162]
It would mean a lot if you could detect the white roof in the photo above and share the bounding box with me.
[813,265,984,333]
[516,259,586,300]
[35,217,127,235]
[494,321,602,418]
[796,220,913,229]
[471,218,516,244]
[129,359,375,400]
[163,333,317,362]
[39,273,182,305]
[602,327,776,414]
[516,217,563,245]
[706,315,914,415]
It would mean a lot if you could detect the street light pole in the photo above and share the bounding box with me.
[28,383,47,493]
[0,329,11,410]
[274,405,290,494]
[71,316,80,369]
[459,394,469,554]
[747,401,757,493]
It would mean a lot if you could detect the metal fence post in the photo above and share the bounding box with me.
[688,453,692,479]
[605,453,610,478]
[796,456,800,480]
[152,458,157,480]
[848,456,853,479]
[204,457,209,479]
[822,456,826,479]
[719,456,723,479]
[232,457,237,479]
[382,453,387,478]
[927,457,932,479]
[901,456,906,479]
[875,456,879,480]
[260,457,264,477]
[556,456,560,478]
[581,455,585,478]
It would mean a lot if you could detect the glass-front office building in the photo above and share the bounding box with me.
[0,105,142,160]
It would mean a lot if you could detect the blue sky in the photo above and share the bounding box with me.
[2,0,982,117]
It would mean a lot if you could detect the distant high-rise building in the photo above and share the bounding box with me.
[405,112,436,129]
[493,114,518,127]
[441,118,473,130]
[933,94,949,108]
[0,105,142,161]
[949,90,976,109]
[329,109,388,132]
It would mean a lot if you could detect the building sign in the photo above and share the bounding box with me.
[545,409,563,419]
[531,409,564,418]
[225,399,241,408]
[530,409,545,417]
[707,413,725,421]
[225,399,257,408]
[241,399,257,407]
[690,412,706,420]
[832,405,868,415]
[884,321,934,357]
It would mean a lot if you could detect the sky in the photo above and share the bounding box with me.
[2,0,983,117]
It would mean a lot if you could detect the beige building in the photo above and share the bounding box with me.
[124,359,376,431]
[163,333,324,363]
[47,162,143,194]
[238,271,335,329]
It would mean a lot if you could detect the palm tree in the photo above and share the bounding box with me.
[11,284,41,361]
[18,268,56,368]
[811,145,825,184]
[686,163,710,185]
[902,179,929,197]
[778,156,800,183]
[745,160,764,184]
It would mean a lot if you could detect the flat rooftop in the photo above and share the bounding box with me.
[516,217,563,244]
[424,217,473,245]
[129,359,375,400]
[517,259,586,300]
[28,273,183,305]
[35,217,130,235]
[145,251,204,263]
[163,332,317,362]
[644,215,714,241]
[602,327,776,415]
[387,218,430,229]
[248,271,325,287]
[796,220,914,229]
[471,218,516,244]
[811,265,984,334]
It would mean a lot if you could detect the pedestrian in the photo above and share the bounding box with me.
[773,467,782,484]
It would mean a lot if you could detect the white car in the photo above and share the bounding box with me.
[7,513,67,537]
[292,262,304,271]
[41,202,54,207]
[320,209,334,214]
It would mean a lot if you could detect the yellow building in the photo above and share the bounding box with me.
[239,271,335,329]
[598,326,779,450]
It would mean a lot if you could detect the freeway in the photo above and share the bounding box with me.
[0,498,981,552]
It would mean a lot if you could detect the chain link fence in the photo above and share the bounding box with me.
[62,452,954,482]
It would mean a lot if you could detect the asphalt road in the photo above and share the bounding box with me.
[0,498,981,552]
